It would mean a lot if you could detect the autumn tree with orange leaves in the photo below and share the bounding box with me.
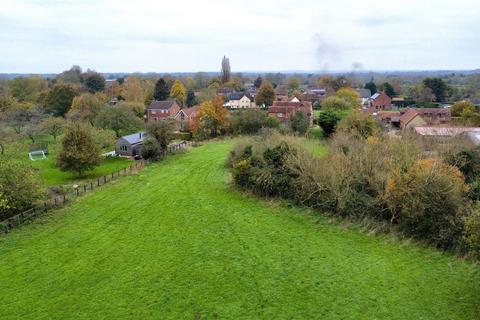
[192,97,229,138]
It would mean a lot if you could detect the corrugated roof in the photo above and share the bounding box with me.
[121,131,146,145]
[415,127,480,136]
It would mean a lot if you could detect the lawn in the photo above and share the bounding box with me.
[3,134,132,186]
[0,140,479,319]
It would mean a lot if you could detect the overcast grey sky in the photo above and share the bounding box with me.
[0,0,479,73]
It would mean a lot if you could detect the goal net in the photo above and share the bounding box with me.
[29,150,47,161]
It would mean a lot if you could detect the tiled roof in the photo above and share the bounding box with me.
[399,108,420,126]
[149,100,177,110]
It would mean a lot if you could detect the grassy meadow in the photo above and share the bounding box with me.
[0,140,479,319]
[3,134,132,187]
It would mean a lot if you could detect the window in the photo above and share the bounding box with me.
[120,145,128,151]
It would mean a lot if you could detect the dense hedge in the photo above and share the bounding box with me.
[228,130,480,257]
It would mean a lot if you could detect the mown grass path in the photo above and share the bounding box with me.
[1,140,479,319]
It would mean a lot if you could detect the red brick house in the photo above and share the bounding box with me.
[175,106,199,131]
[148,100,181,122]
[268,101,313,125]
[368,93,392,111]
[399,107,450,129]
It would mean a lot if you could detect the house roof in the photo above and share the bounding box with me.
[371,93,381,100]
[415,127,480,136]
[268,105,297,114]
[229,92,253,101]
[356,88,372,99]
[399,108,420,126]
[121,131,146,145]
[464,131,480,145]
[180,106,199,117]
[149,100,178,110]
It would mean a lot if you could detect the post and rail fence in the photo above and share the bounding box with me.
[0,140,194,234]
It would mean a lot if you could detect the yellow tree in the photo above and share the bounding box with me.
[335,88,360,108]
[192,97,229,138]
[170,80,187,107]
[122,76,145,103]
[67,93,106,124]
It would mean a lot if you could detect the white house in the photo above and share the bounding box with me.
[224,93,256,109]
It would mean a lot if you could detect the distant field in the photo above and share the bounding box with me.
[3,135,132,187]
[0,140,478,319]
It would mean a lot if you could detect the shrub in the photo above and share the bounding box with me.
[320,96,354,111]
[464,207,480,257]
[336,111,379,139]
[383,159,466,248]
[230,109,270,135]
[290,111,309,135]
[318,110,345,137]
[141,138,162,160]
[0,159,46,220]
[445,146,480,183]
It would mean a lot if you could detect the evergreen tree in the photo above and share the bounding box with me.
[364,79,377,94]
[254,76,263,88]
[153,78,170,101]
[221,56,231,83]
[186,90,196,107]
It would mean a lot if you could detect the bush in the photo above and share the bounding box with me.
[141,138,162,160]
[230,109,278,135]
[464,207,480,257]
[318,110,345,137]
[320,96,354,111]
[290,111,309,135]
[336,111,379,139]
[0,159,45,220]
[173,131,192,141]
[445,146,480,183]
[384,159,466,248]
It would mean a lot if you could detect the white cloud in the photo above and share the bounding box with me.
[0,0,479,72]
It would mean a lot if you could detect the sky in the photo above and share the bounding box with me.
[0,0,479,73]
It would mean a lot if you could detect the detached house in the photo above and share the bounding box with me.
[268,101,313,125]
[368,93,392,111]
[175,106,199,131]
[225,93,256,109]
[148,100,181,122]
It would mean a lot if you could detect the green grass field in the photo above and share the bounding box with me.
[4,135,132,186]
[0,140,479,319]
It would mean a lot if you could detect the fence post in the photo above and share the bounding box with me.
[104,176,106,184]
[84,185,87,193]
[91,182,93,190]
[54,197,57,206]
[63,194,66,204]
[76,188,79,196]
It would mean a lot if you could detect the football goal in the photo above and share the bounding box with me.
[29,150,47,161]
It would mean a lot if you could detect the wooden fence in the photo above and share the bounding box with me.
[0,140,193,234]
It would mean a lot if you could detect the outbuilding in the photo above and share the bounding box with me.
[116,132,146,157]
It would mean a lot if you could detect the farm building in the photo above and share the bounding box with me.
[116,132,146,157]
